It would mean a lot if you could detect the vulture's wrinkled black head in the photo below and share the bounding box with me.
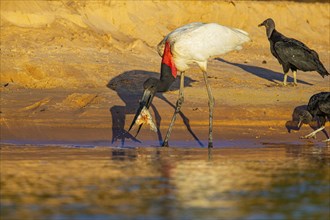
[258,18,276,38]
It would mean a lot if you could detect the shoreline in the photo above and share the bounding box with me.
[1,1,329,148]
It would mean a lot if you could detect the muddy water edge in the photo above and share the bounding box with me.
[1,144,329,220]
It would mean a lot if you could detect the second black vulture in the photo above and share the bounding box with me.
[258,18,329,86]
[297,92,330,142]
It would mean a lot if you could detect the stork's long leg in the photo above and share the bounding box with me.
[162,72,185,147]
[203,71,215,148]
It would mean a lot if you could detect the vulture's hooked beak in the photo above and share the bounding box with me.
[297,117,303,128]
[258,21,265,27]
[128,87,156,135]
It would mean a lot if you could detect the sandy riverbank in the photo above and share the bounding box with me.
[1,1,329,147]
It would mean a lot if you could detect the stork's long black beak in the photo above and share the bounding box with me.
[128,87,156,136]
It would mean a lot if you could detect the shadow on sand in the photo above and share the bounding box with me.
[216,58,313,86]
[107,70,203,147]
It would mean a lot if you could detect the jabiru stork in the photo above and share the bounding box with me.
[129,22,250,148]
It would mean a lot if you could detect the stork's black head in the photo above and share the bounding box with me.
[128,77,159,134]
[258,18,276,39]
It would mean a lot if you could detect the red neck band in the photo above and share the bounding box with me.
[161,41,177,78]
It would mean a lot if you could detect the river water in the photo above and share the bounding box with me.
[1,143,329,220]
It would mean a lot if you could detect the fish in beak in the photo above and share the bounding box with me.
[128,41,177,136]
[128,78,159,136]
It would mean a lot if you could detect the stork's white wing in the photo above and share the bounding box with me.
[171,23,250,69]
[157,22,205,57]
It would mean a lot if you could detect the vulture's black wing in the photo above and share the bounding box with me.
[317,92,330,116]
[274,39,320,72]
[307,92,330,115]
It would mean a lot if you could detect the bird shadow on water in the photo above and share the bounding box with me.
[216,58,313,86]
[107,70,203,147]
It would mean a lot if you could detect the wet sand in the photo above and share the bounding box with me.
[1,144,330,220]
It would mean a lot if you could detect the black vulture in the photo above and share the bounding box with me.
[258,18,329,86]
[285,105,317,132]
[297,92,330,142]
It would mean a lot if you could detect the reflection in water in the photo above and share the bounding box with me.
[1,144,329,219]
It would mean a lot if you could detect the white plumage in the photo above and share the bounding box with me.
[158,22,250,148]
[129,22,250,148]
[157,22,250,72]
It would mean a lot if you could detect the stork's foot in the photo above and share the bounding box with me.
[162,141,169,147]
